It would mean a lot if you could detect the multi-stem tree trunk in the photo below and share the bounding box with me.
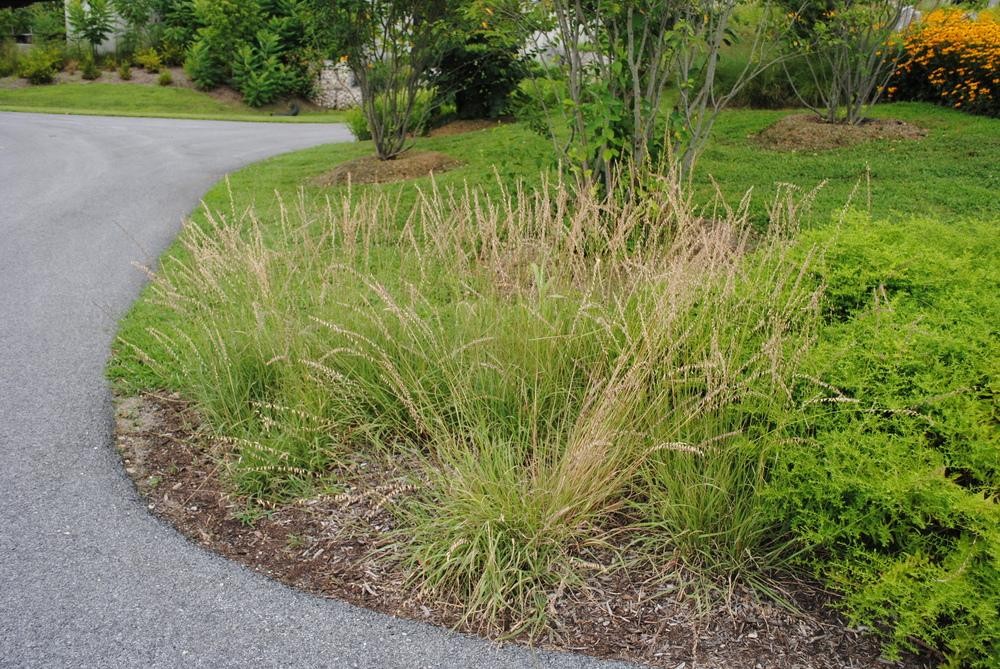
[549,0,783,184]
[784,0,909,125]
[331,0,453,160]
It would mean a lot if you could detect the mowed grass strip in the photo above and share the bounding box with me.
[0,82,347,123]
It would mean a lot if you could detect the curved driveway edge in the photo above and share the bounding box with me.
[0,112,631,669]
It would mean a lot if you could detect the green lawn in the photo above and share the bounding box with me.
[0,82,346,123]
[110,102,999,667]
[170,102,999,230]
[697,103,1000,223]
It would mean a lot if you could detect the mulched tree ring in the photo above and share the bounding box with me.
[427,117,512,137]
[313,151,463,186]
[756,114,928,152]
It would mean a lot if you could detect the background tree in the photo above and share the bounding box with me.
[112,0,155,58]
[0,2,67,42]
[778,0,910,124]
[548,0,784,185]
[433,0,536,119]
[330,0,459,160]
[67,0,115,56]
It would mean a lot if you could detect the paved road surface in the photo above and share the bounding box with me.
[0,113,629,669]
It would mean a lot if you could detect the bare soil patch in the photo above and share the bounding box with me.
[115,392,933,669]
[427,117,512,137]
[313,151,463,186]
[757,114,927,152]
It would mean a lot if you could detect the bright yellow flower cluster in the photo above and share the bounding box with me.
[892,9,1000,116]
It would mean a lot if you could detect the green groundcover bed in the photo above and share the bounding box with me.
[110,103,999,667]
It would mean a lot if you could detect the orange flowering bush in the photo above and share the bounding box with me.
[891,9,1000,117]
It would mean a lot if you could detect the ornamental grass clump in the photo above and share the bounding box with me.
[123,171,822,634]
[891,9,1000,117]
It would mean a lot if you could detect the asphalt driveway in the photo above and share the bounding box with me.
[0,112,629,669]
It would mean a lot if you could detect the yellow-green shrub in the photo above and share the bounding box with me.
[770,216,1000,668]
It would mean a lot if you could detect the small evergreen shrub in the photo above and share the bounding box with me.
[158,70,173,86]
[134,48,162,73]
[18,47,61,84]
[81,54,101,80]
[118,62,132,80]
[232,31,291,107]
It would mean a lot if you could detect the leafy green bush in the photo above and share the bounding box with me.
[769,216,1000,668]
[716,55,826,110]
[177,0,322,104]
[345,106,369,140]
[0,9,27,39]
[232,30,291,107]
[18,47,61,85]
[81,53,101,80]
[510,75,569,133]
[184,38,224,90]
[347,88,439,140]
[0,40,19,78]
[135,48,162,73]
[118,61,132,80]
[436,31,529,119]
[182,0,261,90]
[158,70,173,86]
[157,0,198,66]
[29,1,67,44]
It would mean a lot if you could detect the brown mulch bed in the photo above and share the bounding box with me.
[427,117,512,137]
[756,114,928,152]
[115,392,935,669]
[53,65,202,90]
[312,151,463,186]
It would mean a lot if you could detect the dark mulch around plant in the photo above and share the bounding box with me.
[427,117,512,137]
[313,151,463,186]
[115,392,936,669]
[756,114,928,152]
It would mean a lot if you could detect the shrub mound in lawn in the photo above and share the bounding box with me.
[756,114,927,151]
[770,216,1000,667]
[312,151,464,185]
